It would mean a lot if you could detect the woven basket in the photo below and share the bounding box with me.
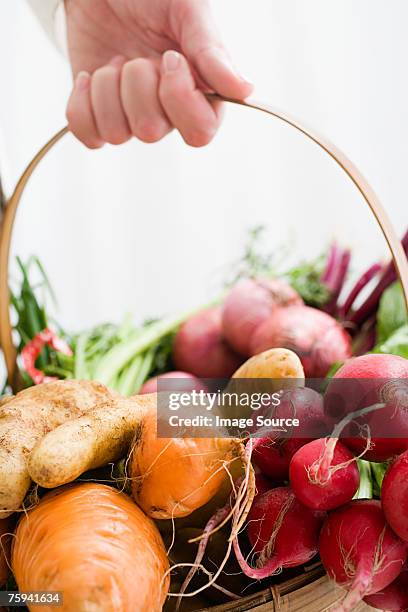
[0,96,407,611]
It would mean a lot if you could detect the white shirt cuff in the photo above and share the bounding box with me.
[26,0,68,55]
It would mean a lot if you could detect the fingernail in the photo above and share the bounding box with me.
[238,73,254,87]
[75,71,90,91]
[206,48,253,86]
[163,50,181,73]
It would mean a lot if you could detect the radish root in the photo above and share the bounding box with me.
[309,403,383,485]
[331,569,373,612]
[332,526,391,612]
[257,492,295,569]
[175,504,232,610]
[168,439,256,603]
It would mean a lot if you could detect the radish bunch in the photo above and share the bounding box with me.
[234,353,408,612]
[163,268,408,611]
[364,565,408,611]
[320,501,406,611]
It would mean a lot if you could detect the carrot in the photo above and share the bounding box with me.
[12,483,169,612]
[129,407,239,519]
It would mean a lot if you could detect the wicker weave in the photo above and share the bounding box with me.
[200,575,374,611]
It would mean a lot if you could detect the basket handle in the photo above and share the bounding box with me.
[1,96,408,388]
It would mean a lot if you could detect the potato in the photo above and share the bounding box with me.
[28,395,152,489]
[0,380,118,517]
[232,347,305,380]
[221,348,305,421]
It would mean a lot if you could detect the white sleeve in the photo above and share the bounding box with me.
[26,0,68,54]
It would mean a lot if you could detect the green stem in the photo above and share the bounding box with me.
[354,460,373,500]
[371,462,388,493]
[93,310,195,385]
[132,349,155,394]
[115,355,143,396]
[42,365,73,379]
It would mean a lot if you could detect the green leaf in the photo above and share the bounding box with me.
[373,324,408,358]
[325,361,344,378]
[370,462,388,495]
[74,330,92,380]
[376,282,408,344]
[225,225,279,285]
[32,255,58,306]
[285,256,330,308]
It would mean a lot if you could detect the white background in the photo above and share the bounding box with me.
[0,1,407,334]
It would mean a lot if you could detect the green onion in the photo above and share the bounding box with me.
[93,311,194,385]
[132,349,155,394]
[115,355,143,396]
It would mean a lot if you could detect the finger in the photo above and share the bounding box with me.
[172,0,253,98]
[91,58,131,145]
[66,72,104,149]
[159,51,222,148]
[120,58,171,143]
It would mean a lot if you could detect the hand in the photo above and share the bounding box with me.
[65,0,253,148]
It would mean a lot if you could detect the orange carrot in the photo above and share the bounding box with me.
[130,407,238,519]
[12,483,169,612]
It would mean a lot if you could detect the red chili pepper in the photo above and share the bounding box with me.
[21,328,73,385]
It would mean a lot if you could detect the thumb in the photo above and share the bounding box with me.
[173,0,253,99]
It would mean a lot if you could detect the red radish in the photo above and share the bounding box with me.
[250,305,352,377]
[382,450,408,543]
[253,387,329,481]
[139,371,207,394]
[289,438,360,511]
[325,354,408,462]
[222,277,302,355]
[364,566,408,611]
[274,386,330,438]
[254,472,273,497]
[173,306,243,378]
[233,486,324,579]
[319,500,407,612]
[253,438,292,482]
